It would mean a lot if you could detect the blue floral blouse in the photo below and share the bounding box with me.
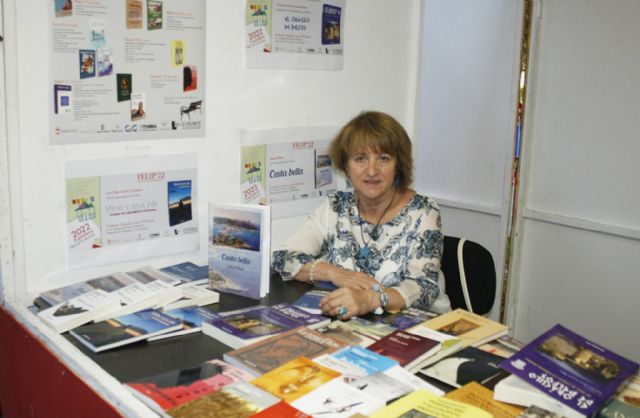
[272,191,450,312]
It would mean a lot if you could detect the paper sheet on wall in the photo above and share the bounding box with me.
[65,154,199,269]
[245,0,345,70]
[50,0,206,144]
[240,126,339,219]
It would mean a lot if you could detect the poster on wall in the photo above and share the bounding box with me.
[50,0,206,144]
[245,0,345,70]
[240,126,338,218]
[65,154,199,269]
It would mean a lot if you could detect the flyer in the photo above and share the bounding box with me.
[245,0,345,70]
[240,126,338,218]
[50,0,206,144]
[65,154,199,269]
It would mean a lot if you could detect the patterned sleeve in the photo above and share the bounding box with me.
[271,198,331,280]
[391,197,445,310]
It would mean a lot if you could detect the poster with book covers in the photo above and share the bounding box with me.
[65,154,198,269]
[49,0,206,144]
[245,0,345,70]
[240,126,338,219]
[208,203,270,300]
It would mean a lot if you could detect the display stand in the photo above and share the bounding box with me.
[0,275,311,417]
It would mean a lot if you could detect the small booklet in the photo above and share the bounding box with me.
[202,303,330,349]
[160,284,219,311]
[37,289,120,333]
[208,202,271,300]
[69,309,182,352]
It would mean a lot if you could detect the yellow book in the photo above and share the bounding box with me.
[370,389,492,418]
[445,381,525,418]
[251,356,340,403]
[420,308,508,348]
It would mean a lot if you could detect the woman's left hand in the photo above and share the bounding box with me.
[319,286,376,320]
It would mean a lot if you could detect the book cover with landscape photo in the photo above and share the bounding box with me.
[208,203,270,300]
[500,324,639,418]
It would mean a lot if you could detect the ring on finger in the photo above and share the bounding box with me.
[337,306,348,317]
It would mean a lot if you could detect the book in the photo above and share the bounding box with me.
[445,381,525,418]
[251,356,341,403]
[406,321,464,368]
[128,266,182,286]
[147,306,221,341]
[208,202,271,300]
[331,345,399,376]
[223,326,346,377]
[374,307,438,330]
[340,316,397,341]
[370,388,493,418]
[90,274,162,322]
[126,266,183,308]
[499,324,639,418]
[37,289,120,333]
[367,329,441,373]
[315,320,378,347]
[518,405,569,418]
[160,261,209,286]
[480,334,526,358]
[125,359,254,413]
[312,353,369,383]
[69,309,182,352]
[597,375,640,418]
[166,380,279,418]
[419,345,507,389]
[202,303,330,349]
[251,401,312,418]
[348,371,414,404]
[419,308,509,347]
[161,285,219,311]
[292,288,330,314]
[291,378,385,418]
[384,364,446,396]
[494,374,588,418]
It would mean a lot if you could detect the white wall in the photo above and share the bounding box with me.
[510,0,640,363]
[0,0,423,300]
[415,0,523,319]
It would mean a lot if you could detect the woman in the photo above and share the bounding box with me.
[272,111,450,319]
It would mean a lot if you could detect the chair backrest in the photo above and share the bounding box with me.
[441,236,496,315]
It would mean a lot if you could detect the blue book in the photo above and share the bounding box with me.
[148,306,221,341]
[331,346,399,375]
[500,324,639,417]
[201,303,330,349]
[292,288,330,314]
[69,309,182,352]
[160,262,209,286]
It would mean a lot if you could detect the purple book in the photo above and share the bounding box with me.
[500,324,639,417]
[202,303,330,349]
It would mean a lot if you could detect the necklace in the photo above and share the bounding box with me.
[356,189,396,260]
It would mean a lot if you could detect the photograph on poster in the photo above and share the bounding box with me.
[79,49,96,79]
[168,180,193,227]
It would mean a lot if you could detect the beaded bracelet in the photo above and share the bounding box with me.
[308,259,321,285]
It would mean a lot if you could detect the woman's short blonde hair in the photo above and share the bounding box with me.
[329,111,414,191]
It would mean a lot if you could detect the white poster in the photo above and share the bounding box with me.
[241,126,338,218]
[50,0,206,144]
[245,0,345,70]
[65,154,199,269]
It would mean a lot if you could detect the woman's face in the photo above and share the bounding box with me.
[346,147,396,203]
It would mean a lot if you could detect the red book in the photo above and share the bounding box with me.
[252,400,312,418]
[367,329,441,373]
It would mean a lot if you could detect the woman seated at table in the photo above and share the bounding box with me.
[272,111,451,319]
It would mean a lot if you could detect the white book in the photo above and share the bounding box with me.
[348,371,414,403]
[408,323,464,368]
[147,280,183,309]
[291,378,385,418]
[37,289,120,333]
[494,374,586,418]
[313,353,369,383]
[383,364,445,396]
[208,202,271,300]
[91,281,160,322]
[127,266,182,286]
[161,285,219,311]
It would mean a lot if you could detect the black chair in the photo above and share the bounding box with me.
[441,236,497,315]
